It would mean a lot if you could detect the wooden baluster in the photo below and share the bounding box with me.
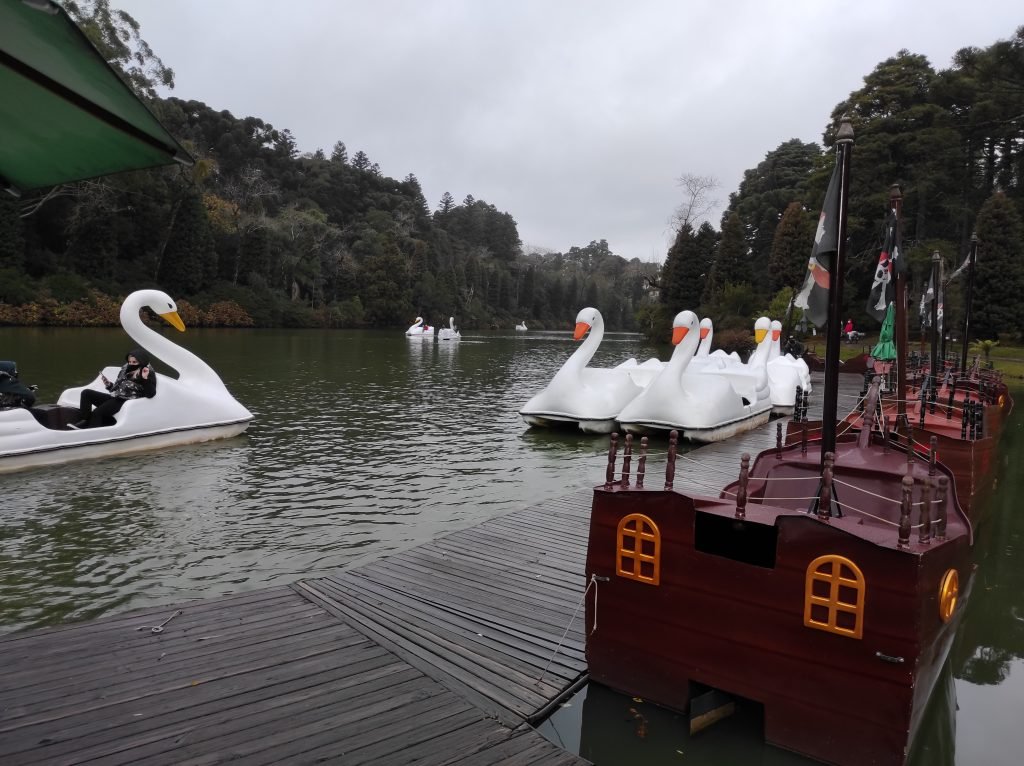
[977,400,985,439]
[883,416,890,453]
[946,383,955,420]
[935,476,949,541]
[817,451,835,521]
[736,453,750,519]
[604,433,619,490]
[636,437,648,489]
[960,395,969,439]
[665,430,678,490]
[929,435,938,477]
[794,386,802,422]
[898,474,913,549]
[801,422,808,455]
[620,434,633,488]
[802,388,810,422]
[918,479,933,545]
[776,422,783,459]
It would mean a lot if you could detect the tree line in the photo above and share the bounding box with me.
[1,3,1021,342]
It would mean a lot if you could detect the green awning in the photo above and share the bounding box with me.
[0,0,192,196]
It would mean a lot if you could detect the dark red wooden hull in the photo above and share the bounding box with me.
[586,438,973,766]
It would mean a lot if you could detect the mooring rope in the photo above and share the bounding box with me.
[536,574,598,685]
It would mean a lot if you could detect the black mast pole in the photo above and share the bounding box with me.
[821,118,855,464]
[930,252,940,393]
[892,185,908,430]
[960,233,978,374]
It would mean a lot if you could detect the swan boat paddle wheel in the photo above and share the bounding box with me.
[0,290,253,472]
[582,120,975,766]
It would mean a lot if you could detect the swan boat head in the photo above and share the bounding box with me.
[697,317,713,356]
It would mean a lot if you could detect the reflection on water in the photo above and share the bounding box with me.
[0,327,662,633]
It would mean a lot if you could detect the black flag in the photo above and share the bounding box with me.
[793,160,840,327]
[865,210,899,322]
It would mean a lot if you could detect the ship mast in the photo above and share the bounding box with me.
[819,118,855,463]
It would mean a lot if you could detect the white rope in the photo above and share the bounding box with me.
[832,478,903,506]
[538,574,597,684]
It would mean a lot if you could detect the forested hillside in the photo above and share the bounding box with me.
[660,33,1024,342]
[1,2,1022,341]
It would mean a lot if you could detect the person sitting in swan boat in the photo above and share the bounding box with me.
[68,349,156,429]
[0,361,37,410]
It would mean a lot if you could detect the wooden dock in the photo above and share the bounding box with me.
[0,372,856,765]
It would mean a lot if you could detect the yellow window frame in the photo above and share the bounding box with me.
[616,513,660,585]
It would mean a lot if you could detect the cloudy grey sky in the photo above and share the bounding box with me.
[121,0,1020,262]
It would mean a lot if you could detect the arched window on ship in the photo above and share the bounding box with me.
[803,555,865,639]
[616,514,660,585]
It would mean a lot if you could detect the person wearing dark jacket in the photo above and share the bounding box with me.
[0,361,37,410]
[69,348,157,429]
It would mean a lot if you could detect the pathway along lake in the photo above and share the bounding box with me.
[1,325,1023,765]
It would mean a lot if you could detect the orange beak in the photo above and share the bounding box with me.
[699,327,709,340]
[573,322,590,341]
[772,329,781,341]
[672,326,690,345]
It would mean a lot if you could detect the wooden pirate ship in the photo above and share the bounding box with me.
[807,199,1015,522]
[583,120,976,766]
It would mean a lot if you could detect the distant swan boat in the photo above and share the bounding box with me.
[405,317,432,336]
[438,316,460,341]
[515,321,527,331]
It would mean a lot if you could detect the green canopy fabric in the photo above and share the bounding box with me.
[871,303,897,360]
[0,0,191,196]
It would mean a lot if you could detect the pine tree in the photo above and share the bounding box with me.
[158,192,217,295]
[0,197,25,269]
[436,191,455,217]
[703,211,748,303]
[330,141,348,163]
[973,192,1024,338]
[660,223,705,313]
[768,202,812,294]
[351,150,370,172]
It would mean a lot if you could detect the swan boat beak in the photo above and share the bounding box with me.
[672,326,689,345]
[755,329,768,343]
[772,329,781,341]
[160,310,186,333]
[699,327,709,340]
[573,322,590,341]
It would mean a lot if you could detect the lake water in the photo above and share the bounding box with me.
[1,326,1022,765]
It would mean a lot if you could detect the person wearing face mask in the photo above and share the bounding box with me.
[68,348,157,429]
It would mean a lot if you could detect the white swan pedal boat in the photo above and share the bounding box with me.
[520,307,651,434]
[405,317,432,336]
[0,290,253,473]
[616,311,772,442]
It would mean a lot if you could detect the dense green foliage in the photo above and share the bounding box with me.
[3,6,1023,339]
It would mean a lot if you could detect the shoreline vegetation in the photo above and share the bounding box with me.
[1,6,1021,345]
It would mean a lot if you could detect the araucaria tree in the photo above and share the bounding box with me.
[972,192,1024,338]
[703,211,749,303]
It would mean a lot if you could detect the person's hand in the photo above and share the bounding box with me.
[141,367,150,380]
[101,374,110,386]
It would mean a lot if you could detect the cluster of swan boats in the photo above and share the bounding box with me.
[405,316,461,340]
[519,307,812,440]
[0,290,253,473]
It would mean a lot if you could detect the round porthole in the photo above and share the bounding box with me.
[938,569,959,623]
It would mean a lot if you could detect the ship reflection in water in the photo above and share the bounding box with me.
[538,661,957,766]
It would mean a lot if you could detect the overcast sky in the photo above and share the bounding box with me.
[120,0,1020,262]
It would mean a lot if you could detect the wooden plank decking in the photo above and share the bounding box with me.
[0,372,859,765]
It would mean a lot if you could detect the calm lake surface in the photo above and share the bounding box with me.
[1,326,1022,765]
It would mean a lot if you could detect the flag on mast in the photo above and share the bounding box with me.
[865,210,900,322]
[793,160,841,327]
